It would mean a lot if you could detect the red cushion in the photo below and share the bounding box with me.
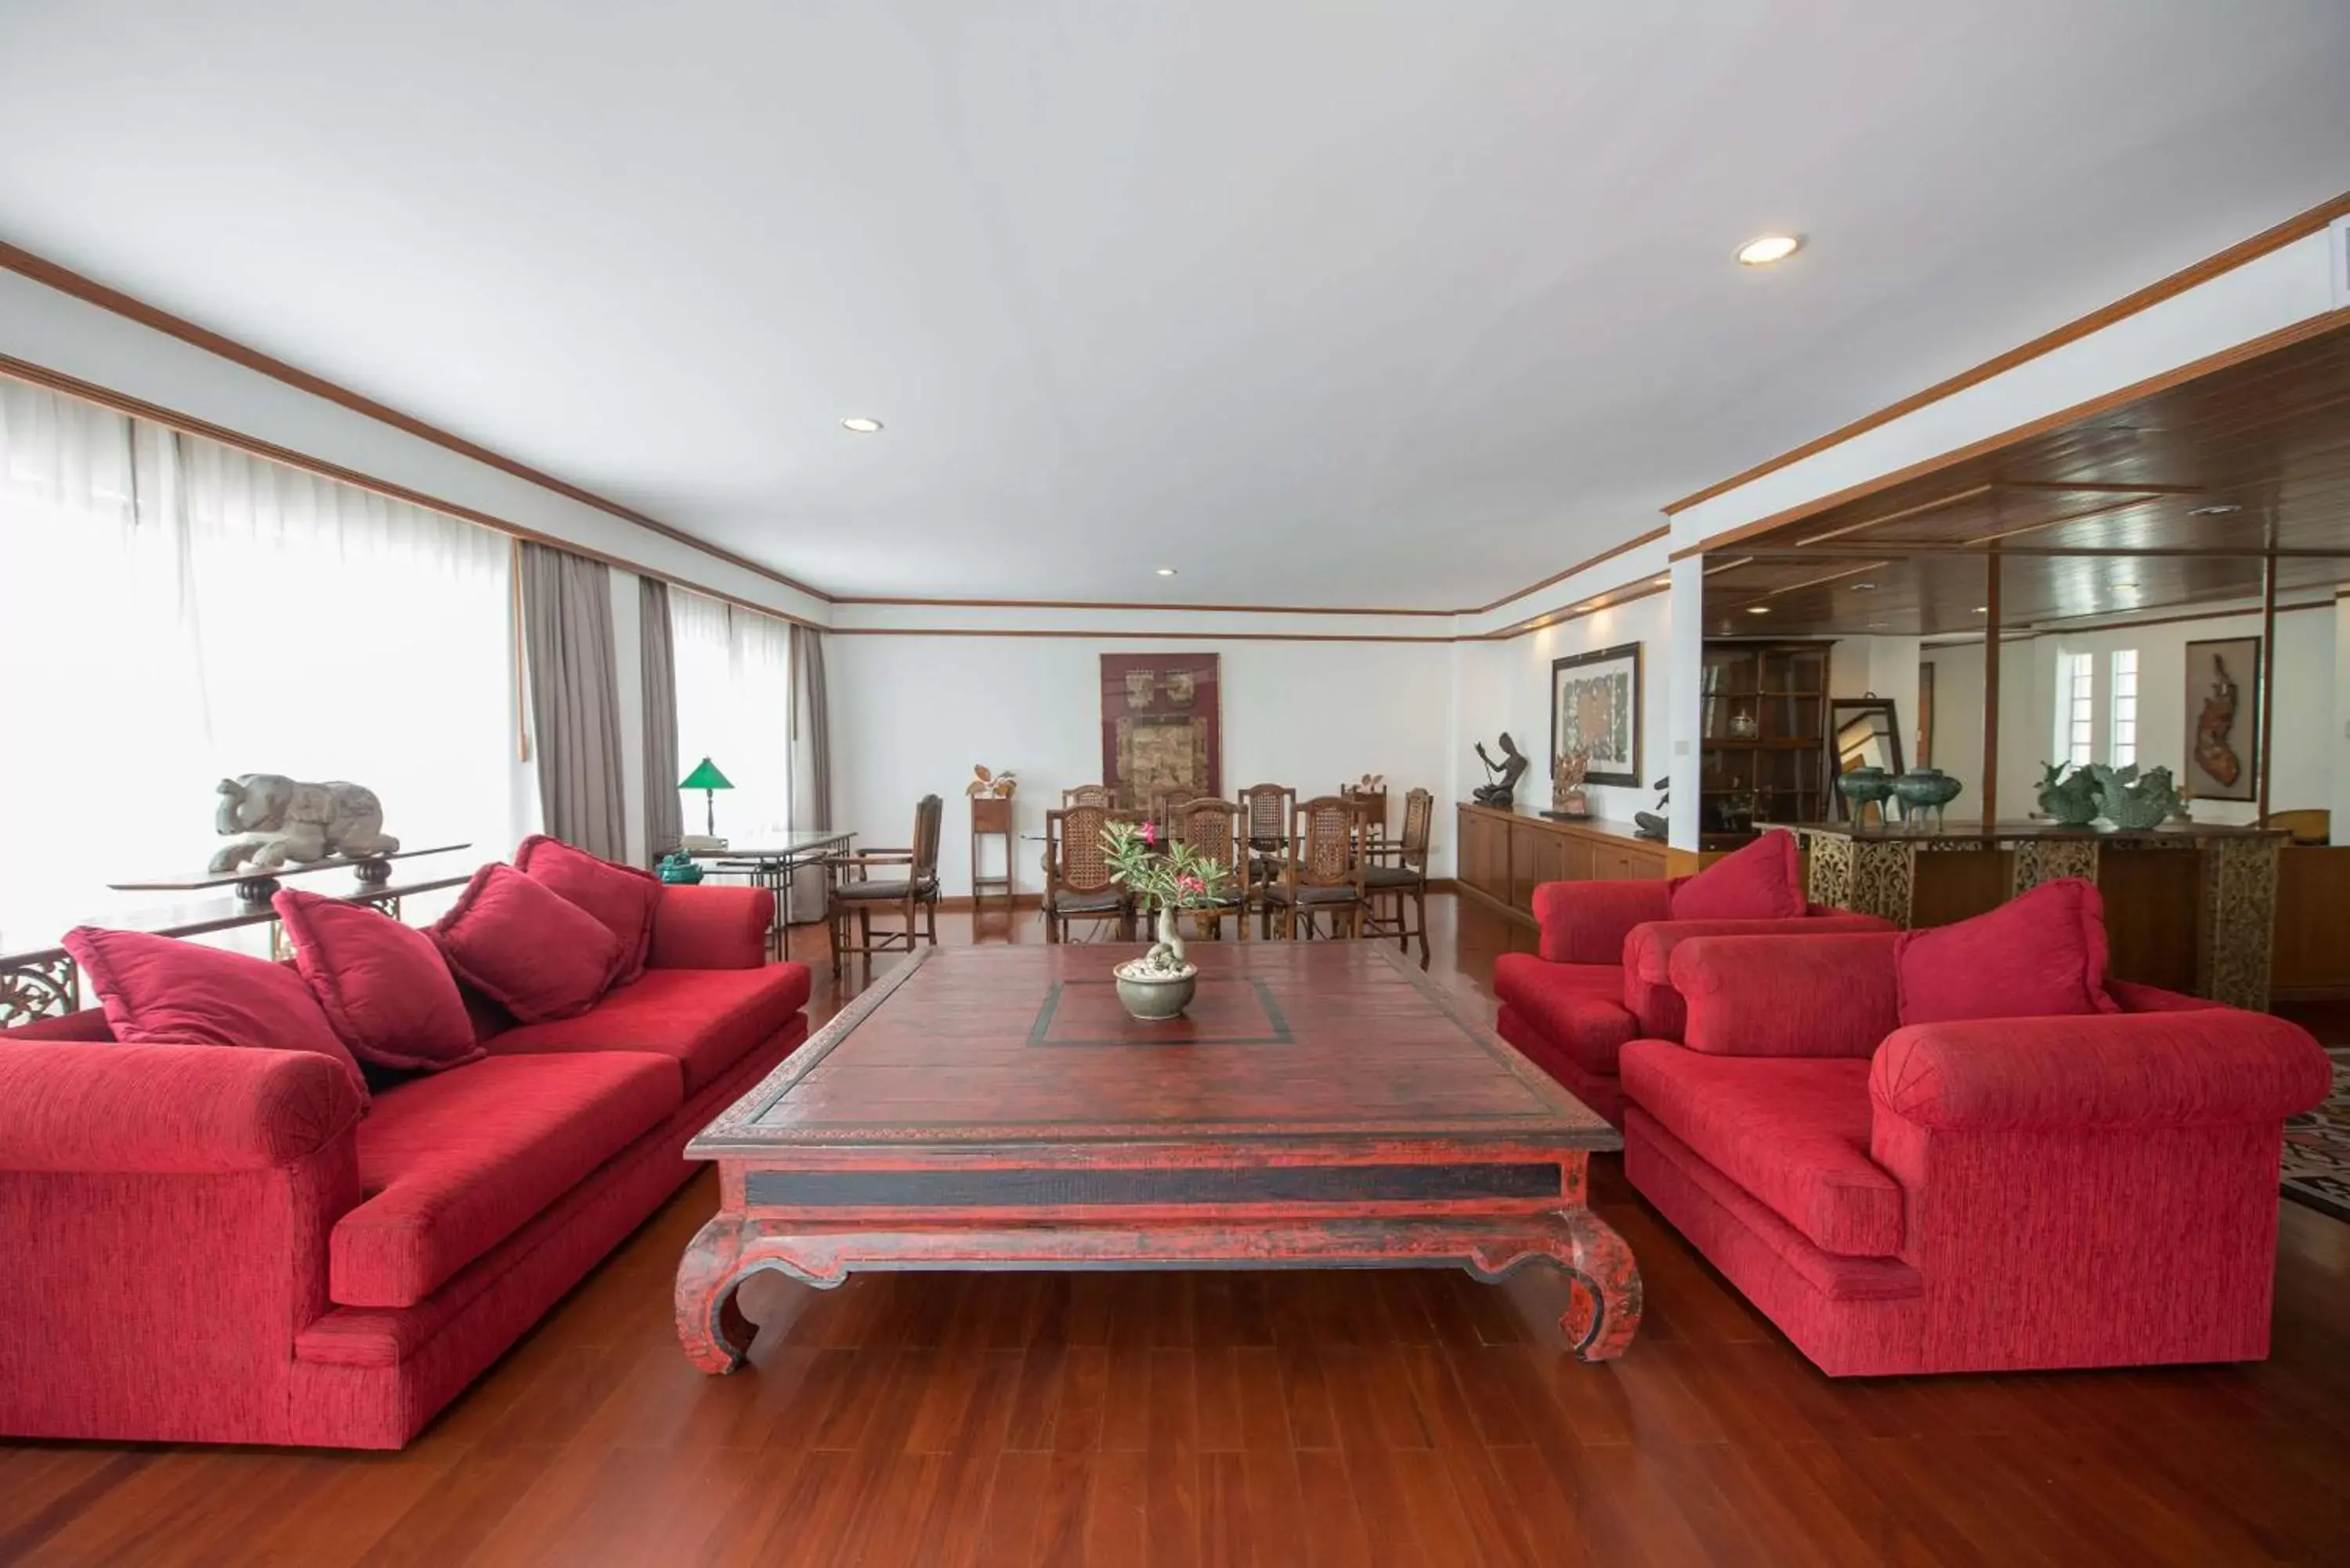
[331,1051,681,1307]
[514,834,662,988]
[1619,1039,1901,1257]
[60,926,368,1103]
[430,863,621,1023]
[1668,830,1806,921]
[489,963,814,1094]
[273,889,482,1072]
[1893,877,2121,1026]
[1491,954,1636,1078]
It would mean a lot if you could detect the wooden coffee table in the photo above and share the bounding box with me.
[675,942,1638,1370]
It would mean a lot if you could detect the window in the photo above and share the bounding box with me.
[670,588,793,844]
[2109,649,2138,768]
[2060,651,2095,768]
[0,380,528,949]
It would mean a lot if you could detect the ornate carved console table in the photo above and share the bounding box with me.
[1784,820,2286,1010]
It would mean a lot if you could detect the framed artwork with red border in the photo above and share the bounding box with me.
[1100,653,1222,812]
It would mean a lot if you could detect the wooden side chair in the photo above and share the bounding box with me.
[1152,790,1202,840]
[1043,803,1133,942]
[1360,786,1434,966]
[2265,808,2330,846]
[1341,781,1389,853]
[1172,797,1249,942]
[825,793,943,978]
[1237,782,1295,898]
[1262,794,1365,940]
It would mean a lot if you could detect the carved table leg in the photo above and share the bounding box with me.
[1552,1208,1643,1360]
[675,1215,758,1374]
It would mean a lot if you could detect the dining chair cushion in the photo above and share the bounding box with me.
[1263,884,1361,906]
[1362,865,1423,887]
[1047,889,1126,914]
[834,876,940,902]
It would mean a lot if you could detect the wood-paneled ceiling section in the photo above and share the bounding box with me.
[1701,319,2350,638]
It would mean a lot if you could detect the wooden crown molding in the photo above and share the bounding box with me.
[1663,186,2350,519]
[0,240,833,605]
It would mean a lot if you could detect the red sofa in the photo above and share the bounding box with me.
[1621,930,2331,1375]
[1493,877,1890,1122]
[0,883,810,1449]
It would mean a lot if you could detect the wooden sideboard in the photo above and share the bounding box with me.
[1457,803,1669,952]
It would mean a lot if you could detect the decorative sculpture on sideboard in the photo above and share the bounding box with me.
[209,775,399,873]
[1472,733,1529,807]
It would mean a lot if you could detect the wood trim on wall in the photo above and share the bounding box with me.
[833,595,1459,617]
[0,240,834,605]
[0,352,825,632]
[1670,309,2350,561]
[1462,525,1671,615]
[1662,187,2350,517]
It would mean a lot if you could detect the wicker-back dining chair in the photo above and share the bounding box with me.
[1152,790,1202,841]
[1237,782,1295,903]
[1172,797,1249,942]
[825,793,943,978]
[1262,794,1365,940]
[1360,786,1434,966]
[1043,803,1132,942]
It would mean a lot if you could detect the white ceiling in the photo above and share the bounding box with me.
[3,2,2348,610]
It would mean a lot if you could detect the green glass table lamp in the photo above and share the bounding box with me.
[679,757,734,838]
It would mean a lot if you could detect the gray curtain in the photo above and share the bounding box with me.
[519,542,627,860]
[787,623,832,922]
[639,576,683,864]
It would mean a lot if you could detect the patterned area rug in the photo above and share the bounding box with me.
[2282,1046,2350,1221]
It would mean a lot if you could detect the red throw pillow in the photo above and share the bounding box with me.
[513,833,661,987]
[60,925,370,1102]
[430,862,621,1022]
[273,889,483,1071]
[1893,878,2122,1025]
[1668,830,1806,921]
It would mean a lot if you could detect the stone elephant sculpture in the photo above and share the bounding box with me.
[208,775,400,873]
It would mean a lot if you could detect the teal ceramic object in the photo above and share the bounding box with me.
[1889,768,1963,831]
[1836,766,1895,826]
[656,851,705,884]
[2090,764,2183,830]
[2037,762,2102,826]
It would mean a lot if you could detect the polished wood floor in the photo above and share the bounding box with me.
[4,895,2346,1567]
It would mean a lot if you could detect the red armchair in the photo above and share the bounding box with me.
[0,882,810,1448]
[1621,931,2331,1375]
[1491,876,1889,1122]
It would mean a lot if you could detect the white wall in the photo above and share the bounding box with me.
[1452,591,1674,825]
[826,637,1459,897]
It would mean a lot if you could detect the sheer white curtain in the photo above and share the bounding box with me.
[0,379,528,948]
[669,587,792,844]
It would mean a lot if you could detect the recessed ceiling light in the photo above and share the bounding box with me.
[1849,580,1878,591]
[841,416,884,434]
[2188,502,2240,516]
[1865,621,1890,630]
[1155,567,1177,577]
[1652,574,1671,586]
[1973,606,1989,614]
[2113,581,2139,591]
[1735,233,1802,266]
[1745,605,1772,615]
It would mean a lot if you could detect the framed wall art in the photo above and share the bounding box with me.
[1101,653,1221,811]
[2182,635,2260,801]
[1550,642,1643,789]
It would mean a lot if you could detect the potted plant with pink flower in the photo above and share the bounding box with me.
[1101,818,1233,1020]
